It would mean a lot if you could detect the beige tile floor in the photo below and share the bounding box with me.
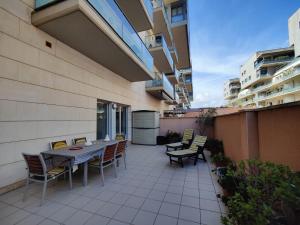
[0,144,226,225]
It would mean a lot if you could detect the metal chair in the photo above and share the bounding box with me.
[89,143,118,186]
[73,137,87,145]
[115,140,127,169]
[22,153,72,205]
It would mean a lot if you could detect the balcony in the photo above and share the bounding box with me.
[254,56,294,69]
[169,46,179,64]
[257,84,300,102]
[115,0,153,31]
[166,67,180,85]
[165,92,179,105]
[145,74,174,100]
[171,4,190,69]
[152,0,173,47]
[145,34,174,73]
[32,0,154,82]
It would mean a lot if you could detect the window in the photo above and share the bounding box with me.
[97,101,109,139]
[171,3,187,23]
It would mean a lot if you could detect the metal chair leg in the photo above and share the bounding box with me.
[41,179,47,206]
[113,161,117,178]
[23,177,29,202]
[124,154,127,169]
[100,165,105,186]
[68,168,73,189]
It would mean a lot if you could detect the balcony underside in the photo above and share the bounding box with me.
[153,9,172,47]
[146,88,173,100]
[170,50,178,64]
[172,22,190,69]
[166,74,178,85]
[32,0,154,82]
[185,82,192,91]
[149,47,173,73]
[115,0,153,32]
[165,99,178,105]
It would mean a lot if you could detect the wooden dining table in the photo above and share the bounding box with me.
[42,140,117,186]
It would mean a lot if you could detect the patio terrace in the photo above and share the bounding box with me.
[0,144,224,225]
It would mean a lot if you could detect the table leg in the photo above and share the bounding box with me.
[83,161,88,186]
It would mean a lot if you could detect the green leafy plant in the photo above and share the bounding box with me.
[195,108,217,135]
[222,160,300,225]
[205,139,224,156]
[211,152,232,167]
[165,130,181,144]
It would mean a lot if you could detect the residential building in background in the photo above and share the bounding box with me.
[225,8,300,108]
[0,0,192,190]
[223,78,241,106]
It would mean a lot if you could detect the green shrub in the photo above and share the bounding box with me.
[222,160,300,225]
[211,152,231,167]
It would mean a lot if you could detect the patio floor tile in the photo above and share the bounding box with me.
[113,206,138,223]
[0,145,224,225]
[154,215,178,225]
[179,205,201,223]
[159,202,180,218]
[132,210,157,225]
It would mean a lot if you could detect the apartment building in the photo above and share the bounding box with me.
[223,78,240,106]
[0,0,192,189]
[225,8,300,108]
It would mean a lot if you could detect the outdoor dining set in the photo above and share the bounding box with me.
[22,136,127,205]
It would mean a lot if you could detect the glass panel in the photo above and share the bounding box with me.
[87,0,153,72]
[97,102,108,139]
[143,0,153,20]
[116,106,127,136]
[35,0,60,9]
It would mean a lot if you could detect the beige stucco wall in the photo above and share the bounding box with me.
[289,8,300,58]
[0,0,169,189]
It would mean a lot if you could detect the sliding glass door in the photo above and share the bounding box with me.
[96,101,108,139]
[116,106,128,137]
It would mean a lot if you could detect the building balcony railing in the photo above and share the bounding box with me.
[145,34,174,72]
[254,67,300,94]
[166,67,180,84]
[256,84,300,102]
[34,0,154,80]
[143,0,154,21]
[152,0,173,45]
[145,74,174,99]
[254,56,294,69]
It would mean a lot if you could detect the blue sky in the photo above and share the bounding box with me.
[189,0,300,107]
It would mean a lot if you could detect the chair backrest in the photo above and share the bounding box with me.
[189,135,207,152]
[22,153,46,175]
[103,143,118,162]
[73,137,87,145]
[182,129,194,145]
[115,134,125,141]
[50,140,67,151]
[116,140,127,155]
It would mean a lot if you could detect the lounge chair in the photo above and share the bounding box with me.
[166,135,207,167]
[22,153,72,205]
[165,129,194,152]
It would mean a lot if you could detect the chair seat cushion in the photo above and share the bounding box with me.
[89,159,100,166]
[47,167,65,176]
[167,149,197,157]
[166,142,183,148]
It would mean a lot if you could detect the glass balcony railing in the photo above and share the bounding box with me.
[143,0,153,21]
[88,0,153,72]
[152,0,173,41]
[145,74,174,99]
[35,0,61,9]
[254,56,294,69]
[257,84,300,101]
[145,34,174,68]
[35,0,154,73]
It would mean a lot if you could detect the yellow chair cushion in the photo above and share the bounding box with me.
[47,167,65,176]
[167,149,197,156]
[52,141,67,150]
